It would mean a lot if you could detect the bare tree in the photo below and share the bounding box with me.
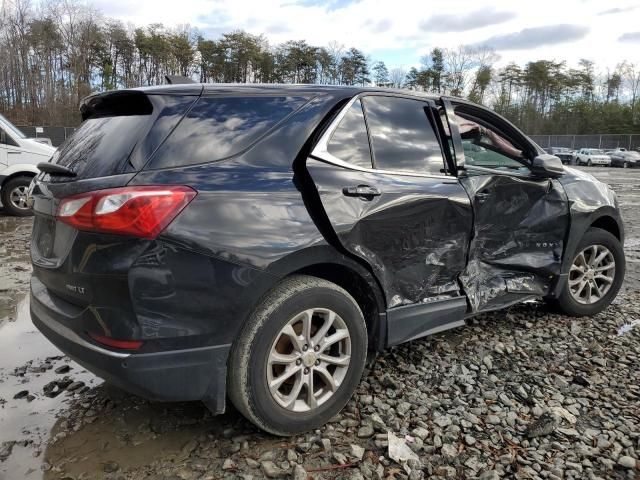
[621,62,640,121]
[389,67,406,88]
[442,45,477,96]
[325,40,344,84]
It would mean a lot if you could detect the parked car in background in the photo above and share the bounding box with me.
[0,113,55,215]
[29,85,625,435]
[544,147,574,164]
[610,150,640,168]
[605,148,627,154]
[575,148,611,167]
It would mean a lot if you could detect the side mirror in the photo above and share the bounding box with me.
[531,154,564,178]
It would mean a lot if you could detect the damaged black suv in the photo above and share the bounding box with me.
[29,85,624,435]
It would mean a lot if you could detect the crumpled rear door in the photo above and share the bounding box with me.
[306,95,473,309]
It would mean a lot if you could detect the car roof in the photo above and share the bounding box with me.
[132,83,442,100]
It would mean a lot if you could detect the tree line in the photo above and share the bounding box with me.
[402,48,640,135]
[1,0,639,135]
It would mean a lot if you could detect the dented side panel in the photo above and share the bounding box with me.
[306,158,473,307]
[459,173,570,312]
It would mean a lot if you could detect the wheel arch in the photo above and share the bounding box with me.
[550,206,624,298]
[590,214,621,241]
[0,168,37,189]
[264,246,388,351]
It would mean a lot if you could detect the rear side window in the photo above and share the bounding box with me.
[362,96,445,174]
[327,99,372,168]
[148,96,308,169]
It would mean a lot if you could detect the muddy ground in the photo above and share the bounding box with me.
[0,166,639,480]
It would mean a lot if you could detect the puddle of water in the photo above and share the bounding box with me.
[40,393,229,479]
[0,217,32,320]
[0,296,254,480]
[0,297,99,479]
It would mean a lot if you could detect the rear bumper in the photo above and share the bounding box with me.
[30,280,229,413]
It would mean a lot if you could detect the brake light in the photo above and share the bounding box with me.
[88,332,143,350]
[57,186,196,239]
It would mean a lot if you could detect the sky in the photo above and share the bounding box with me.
[92,0,640,70]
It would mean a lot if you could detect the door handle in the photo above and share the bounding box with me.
[7,151,20,154]
[342,185,381,197]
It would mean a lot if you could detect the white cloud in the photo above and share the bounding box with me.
[95,0,640,70]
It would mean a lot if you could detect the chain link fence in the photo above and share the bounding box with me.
[16,125,76,147]
[530,134,640,151]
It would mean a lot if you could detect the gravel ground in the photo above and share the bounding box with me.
[0,167,639,480]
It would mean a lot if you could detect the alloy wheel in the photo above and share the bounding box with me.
[266,308,351,412]
[9,185,29,211]
[568,244,616,304]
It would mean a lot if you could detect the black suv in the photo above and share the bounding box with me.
[29,85,625,435]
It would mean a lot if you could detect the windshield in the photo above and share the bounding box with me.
[0,113,26,139]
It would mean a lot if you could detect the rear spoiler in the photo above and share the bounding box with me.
[80,83,203,121]
[80,90,153,121]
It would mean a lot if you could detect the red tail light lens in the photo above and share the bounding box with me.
[57,186,196,239]
[88,332,144,350]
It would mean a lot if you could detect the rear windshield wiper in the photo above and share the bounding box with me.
[37,163,77,177]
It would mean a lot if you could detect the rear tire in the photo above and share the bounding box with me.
[1,176,33,217]
[553,228,625,316]
[227,275,367,436]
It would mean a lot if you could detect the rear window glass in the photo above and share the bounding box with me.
[50,94,194,181]
[148,96,308,169]
[51,115,149,180]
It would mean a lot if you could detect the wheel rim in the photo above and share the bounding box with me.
[266,308,351,412]
[9,185,29,210]
[568,245,616,304]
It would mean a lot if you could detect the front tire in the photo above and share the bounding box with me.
[228,275,367,436]
[587,159,592,166]
[1,176,34,216]
[554,228,625,316]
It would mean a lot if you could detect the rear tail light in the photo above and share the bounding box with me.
[57,186,196,239]
[88,332,144,350]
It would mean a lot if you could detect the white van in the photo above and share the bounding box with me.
[0,114,55,215]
